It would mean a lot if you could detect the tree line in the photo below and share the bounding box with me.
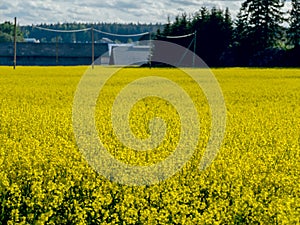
[154,0,299,67]
[22,22,162,43]
[0,22,23,42]
[0,22,161,44]
[0,0,298,67]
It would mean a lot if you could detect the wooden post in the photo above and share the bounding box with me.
[193,31,197,68]
[149,32,152,69]
[56,36,58,64]
[13,17,17,69]
[91,26,95,69]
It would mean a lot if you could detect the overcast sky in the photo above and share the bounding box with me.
[0,0,292,25]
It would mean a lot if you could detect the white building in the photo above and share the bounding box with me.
[24,38,40,43]
[109,44,150,65]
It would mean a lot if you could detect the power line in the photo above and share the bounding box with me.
[34,26,150,37]
[31,25,152,68]
[93,28,149,37]
[177,34,196,67]
[34,26,91,33]
[157,32,195,39]
[156,31,197,67]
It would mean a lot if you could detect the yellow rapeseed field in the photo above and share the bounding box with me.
[0,66,299,224]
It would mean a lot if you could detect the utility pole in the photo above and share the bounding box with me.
[91,26,95,69]
[13,17,17,69]
[149,32,152,69]
[56,36,58,64]
[193,31,197,68]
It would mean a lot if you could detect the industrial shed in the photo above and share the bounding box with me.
[109,45,150,65]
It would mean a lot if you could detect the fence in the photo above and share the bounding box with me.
[0,42,108,66]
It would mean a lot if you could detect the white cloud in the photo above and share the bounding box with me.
[0,0,291,25]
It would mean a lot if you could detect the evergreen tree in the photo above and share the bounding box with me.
[288,0,300,49]
[192,7,233,66]
[0,21,23,42]
[223,8,233,48]
[232,12,252,65]
[238,0,285,52]
[156,7,233,66]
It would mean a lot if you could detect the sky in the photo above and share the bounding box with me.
[0,0,292,25]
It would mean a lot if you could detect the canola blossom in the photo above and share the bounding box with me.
[0,67,299,224]
[73,65,225,186]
